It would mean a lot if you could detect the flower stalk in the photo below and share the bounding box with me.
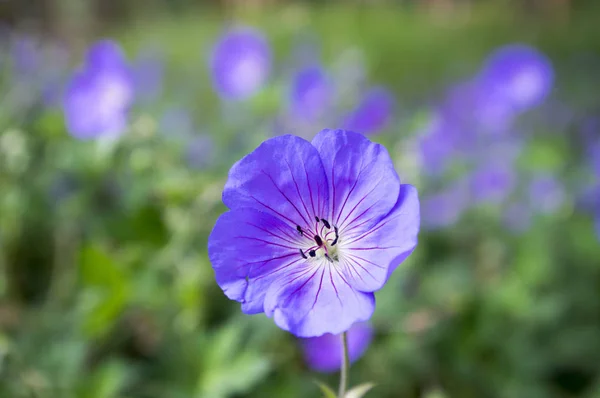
[338,331,350,398]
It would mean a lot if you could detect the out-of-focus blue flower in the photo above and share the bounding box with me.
[288,65,334,122]
[63,40,134,140]
[439,80,513,137]
[133,46,164,102]
[477,44,554,113]
[528,174,565,215]
[503,202,531,234]
[422,182,468,229]
[209,27,271,101]
[342,86,395,135]
[208,129,420,337]
[300,322,373,373]
[469,163,516,204]
[416,114,460,176]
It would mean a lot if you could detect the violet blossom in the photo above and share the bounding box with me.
[209,27,271,101]
[63,40,134,140]
[300,322,373,373]
[208,129,420,337]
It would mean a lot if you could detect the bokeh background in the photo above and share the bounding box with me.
[1,0,600,397]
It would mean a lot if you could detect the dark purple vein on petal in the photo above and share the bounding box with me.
[235,236,299,250]
[250,195,298,226]
[337,180,381,230]
[302,163,319,224]
[334,164,366,226]
[344,256,379,280]
[328,266,343,305]
[347,253,386,270]
[282,267,320,308]
[285,158,313,224]
[253,257,305,282]
[261,170,310,226]
[245,221,300,246]
[310,267,327,310]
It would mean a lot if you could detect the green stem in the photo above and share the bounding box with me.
[338,331,350,398]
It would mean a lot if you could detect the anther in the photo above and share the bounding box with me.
[299,249,308,259]
[314,235,323,247]
[315,216,320,222]
[309,250,316,257]
[296,225,304,236]
[321,219,331,229]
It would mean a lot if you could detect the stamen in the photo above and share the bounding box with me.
[314,235,323,247]
[315,216,320,222]
[296,225,304,236]
[331,226,339,246]
[299,249,307,259]
[321,219,331,229]
[309,250,316,257]
[324,254,334,263]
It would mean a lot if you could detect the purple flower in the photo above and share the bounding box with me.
[209,27,271,101]
[342,87,395,135]
[288,65,334,122]
[63,40,134,140]
[422,183,468,230]
[477,44,554,113]
[300,322,373,373]
[469,163,516,204]
[528,174,565,214]
[208,129,420,337]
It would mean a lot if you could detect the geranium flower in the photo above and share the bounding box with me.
[477,44,554,113]
[63,40,134,140]
[209,27,271,101]
[342,86,395,136]
[300,322,373,373]
[208,129,420,337]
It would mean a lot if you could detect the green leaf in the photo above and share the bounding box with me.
[315,381,337,398]
[79,244,129,337]
[345,383,376,398]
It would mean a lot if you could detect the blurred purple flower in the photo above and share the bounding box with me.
[528,174,565,215]
[477,44,554,113]
[342,86,395,135]
[208,129,420,337]
[469,163,516,204]
[300,322,373,373]
[503,202,531,234]
[422,183,468,229]
[209,27,271,101]
[440,80,514,137]
[288,65,334,122]
[63,40,134,140]
[417,114,459,176]
[133,47,164,102]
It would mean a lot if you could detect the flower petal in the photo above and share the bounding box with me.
[264,263,375,337]
[339,184,420,291]
[223,135,329,229]
[208,208,307,314]
[301,322,373,373]
[311,129,400,233]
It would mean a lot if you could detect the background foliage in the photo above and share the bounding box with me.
[1,1,600,397]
